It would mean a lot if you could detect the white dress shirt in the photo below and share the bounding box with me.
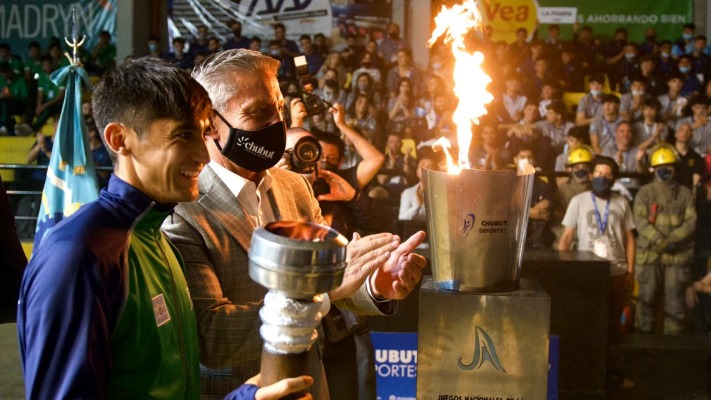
[208,161,276,227]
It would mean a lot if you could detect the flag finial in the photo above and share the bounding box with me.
[64,7,86,66]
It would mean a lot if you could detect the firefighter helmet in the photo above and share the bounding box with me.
[649,144,680,167]
[567,145,594,166]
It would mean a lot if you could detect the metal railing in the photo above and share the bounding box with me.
[1,163,113,224]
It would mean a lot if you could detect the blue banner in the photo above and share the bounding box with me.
[370,332,418,400]
[33,64,98,251]
[0,1,116,53]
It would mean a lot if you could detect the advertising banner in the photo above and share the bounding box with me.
[539,0,693,42]
[370,331,418,400]
[474,0,692,43]
[0,1,116,53]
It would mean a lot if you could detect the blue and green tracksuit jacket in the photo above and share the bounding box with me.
[18,175,266,399]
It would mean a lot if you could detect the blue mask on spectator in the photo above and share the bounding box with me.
[683,33,694,40]
[590,89,602,96]
[655,166,674,182]
[661,51,670,58]
[591,177,613,197]
[624,53,635,61]
[573,168,589,179]
[679,66,691,73]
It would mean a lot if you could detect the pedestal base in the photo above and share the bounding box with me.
[417,277,550,399]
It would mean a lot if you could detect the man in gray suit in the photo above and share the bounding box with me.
[162,49,426,399]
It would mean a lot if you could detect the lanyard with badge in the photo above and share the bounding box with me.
[591,192,611,258]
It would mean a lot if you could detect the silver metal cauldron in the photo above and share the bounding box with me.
[422,165,535,292]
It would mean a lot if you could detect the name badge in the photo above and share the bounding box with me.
[593,238,608,259]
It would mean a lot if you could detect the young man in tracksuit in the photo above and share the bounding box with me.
[17,58,312,400]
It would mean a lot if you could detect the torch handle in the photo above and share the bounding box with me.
[260,347,311,399]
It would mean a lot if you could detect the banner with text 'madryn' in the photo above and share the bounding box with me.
[476,0,692,43]
[0,1,116,53]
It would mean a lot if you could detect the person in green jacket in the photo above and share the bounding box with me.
[18,57,313,400]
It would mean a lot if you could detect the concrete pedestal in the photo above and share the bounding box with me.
[417,277,550,399]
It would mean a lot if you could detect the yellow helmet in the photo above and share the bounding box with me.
[649,144,680,167]
[567,145,594,166]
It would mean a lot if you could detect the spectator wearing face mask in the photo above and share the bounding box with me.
[675,94,711,155]
[223,20,250,50]
[602,28,629,90]
[352,52,382,92]
[664,123,703,194]
[515,146,555,249]
[559,157,636,379]
[165,37,193,71]
[345,73,382,114]
[658,71,688,128]
[145,35,164,59]
[632,98,667,152]
[677,55,702,97]
[672,23,697,59]
[535,100,573,155]
[656,40,678,77]
[619,43,641,93]
[576,73,606,127]
[620,75,649,122]
[555,126,590,179]
[634,144,696,335]
[589,94,624,154]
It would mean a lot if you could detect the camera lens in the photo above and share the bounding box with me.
[294,136,322,164]
[289,136,323,174]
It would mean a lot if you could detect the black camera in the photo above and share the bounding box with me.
[294,55,328,116]
[311,177,330,197]
[286,136,322,174]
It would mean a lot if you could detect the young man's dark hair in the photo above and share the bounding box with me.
[588,72,606,85]
[642,97,661,111]
[92,57,212,163]
[568,125,590,144]
[592,155,620,180]
[601,93,620,105]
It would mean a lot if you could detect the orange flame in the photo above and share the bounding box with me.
[428,0,493,174]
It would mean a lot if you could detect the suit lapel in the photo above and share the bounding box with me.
[198,166,255,251]
[268,168,298,221]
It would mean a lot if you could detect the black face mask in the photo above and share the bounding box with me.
[233,29,242,37]
[572,167,589,180]
[656,166,674,182]
[214,111,286,172]
[591,177,613,197]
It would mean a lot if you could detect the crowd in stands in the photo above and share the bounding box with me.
[3,19,711,335]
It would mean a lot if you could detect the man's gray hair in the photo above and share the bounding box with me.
[191,49,280,112]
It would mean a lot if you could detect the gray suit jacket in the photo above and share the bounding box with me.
[163,165,390,399]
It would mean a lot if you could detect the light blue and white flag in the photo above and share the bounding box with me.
[33,65,98,251]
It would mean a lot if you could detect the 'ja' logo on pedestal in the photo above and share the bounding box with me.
[458,326,506,373]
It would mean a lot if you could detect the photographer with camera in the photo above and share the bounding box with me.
[285,122,389,400]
